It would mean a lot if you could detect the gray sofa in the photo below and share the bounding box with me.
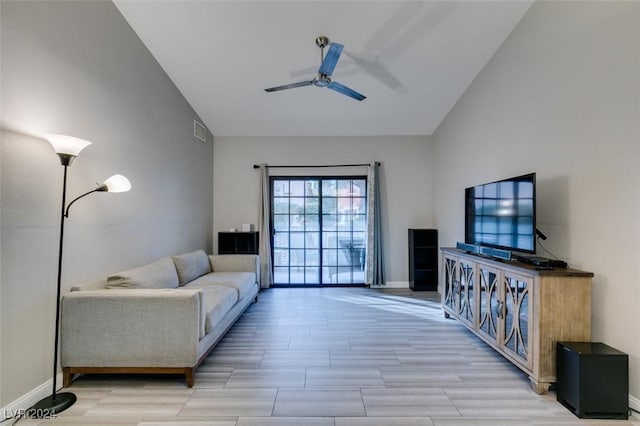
[60,250,259,387]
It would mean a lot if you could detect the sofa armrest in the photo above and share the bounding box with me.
[61,289,203,368]
[209,254,259,282]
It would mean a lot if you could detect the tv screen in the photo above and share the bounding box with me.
[465,173,536,254]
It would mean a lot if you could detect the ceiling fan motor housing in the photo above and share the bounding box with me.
[314,76,331,87]
[315,36,330,48]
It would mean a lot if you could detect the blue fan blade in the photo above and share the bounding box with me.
[328,81,366,101]
[264,80,313,92]
[318,43,344,76]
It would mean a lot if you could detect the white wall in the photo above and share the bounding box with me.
[213,136,433,284]
[433,1,640,401]
[0,1,213,406]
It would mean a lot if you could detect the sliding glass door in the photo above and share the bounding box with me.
[271,177,367,286]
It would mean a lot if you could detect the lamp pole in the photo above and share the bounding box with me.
[52,163,70,401]
[29,153,78,416]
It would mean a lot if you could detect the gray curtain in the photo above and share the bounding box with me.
[258,164,273,288]
[366,161,385,286]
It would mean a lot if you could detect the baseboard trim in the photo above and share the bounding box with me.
[630,394,640,413]
[371,281,409,289]
[1,373,62,418]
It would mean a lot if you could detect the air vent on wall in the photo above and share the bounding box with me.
[194,120,207,142]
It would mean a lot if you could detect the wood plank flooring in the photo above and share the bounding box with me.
[21,288,639,425]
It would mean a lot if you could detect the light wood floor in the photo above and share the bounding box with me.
[23,287,639,425]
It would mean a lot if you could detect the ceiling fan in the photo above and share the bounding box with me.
[264,36,367,101]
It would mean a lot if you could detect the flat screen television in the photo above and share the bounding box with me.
[465,173,536,254]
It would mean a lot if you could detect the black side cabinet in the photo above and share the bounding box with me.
[218,232,259,254]
[556,341,628,419]
[408,229,438,291]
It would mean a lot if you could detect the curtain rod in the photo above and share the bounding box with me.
[253,163,371,169]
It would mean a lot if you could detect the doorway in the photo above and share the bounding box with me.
[271,176,367,286]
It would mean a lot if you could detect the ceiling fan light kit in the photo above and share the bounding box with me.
[264,36,366,101]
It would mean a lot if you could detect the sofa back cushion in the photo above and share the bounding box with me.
[107,257,179,289]
[172,249,211,286]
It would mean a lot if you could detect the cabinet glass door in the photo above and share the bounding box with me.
[443,256,458,313]
[458,260,475,326]
[478,265,499,344]
[502,273,532,368]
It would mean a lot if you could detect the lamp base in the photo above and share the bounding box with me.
[28,392,76,418]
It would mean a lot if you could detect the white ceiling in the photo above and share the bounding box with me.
[114,1,532,137]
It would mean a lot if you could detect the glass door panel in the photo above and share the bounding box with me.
[478,265,499,344]
[502,273,532,368]
[272,178,320,285]
[321,179,366,284]
[443,256,458,312]
[458,260,475,326]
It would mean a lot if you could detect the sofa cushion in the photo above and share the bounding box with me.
[172,250,211,286]
[107,257,179,289]
[197,286,238,334]
[210,254,258,273]
[185,272,256,300]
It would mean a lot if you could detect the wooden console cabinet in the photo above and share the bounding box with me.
[441,247,592,394]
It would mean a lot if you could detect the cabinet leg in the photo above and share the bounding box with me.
[529,377,550,395]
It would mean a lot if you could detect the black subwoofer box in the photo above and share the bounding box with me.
[556,342,628,419]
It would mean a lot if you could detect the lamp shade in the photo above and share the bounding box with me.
[44,134,92,156]
[102,174,131,193]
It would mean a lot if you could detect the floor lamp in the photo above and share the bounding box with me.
[29,134,131,417]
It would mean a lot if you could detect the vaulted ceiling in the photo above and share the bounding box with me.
[114,1,532,137]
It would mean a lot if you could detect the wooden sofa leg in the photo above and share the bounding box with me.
[185,368,195,388]
[63,368,73,388]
